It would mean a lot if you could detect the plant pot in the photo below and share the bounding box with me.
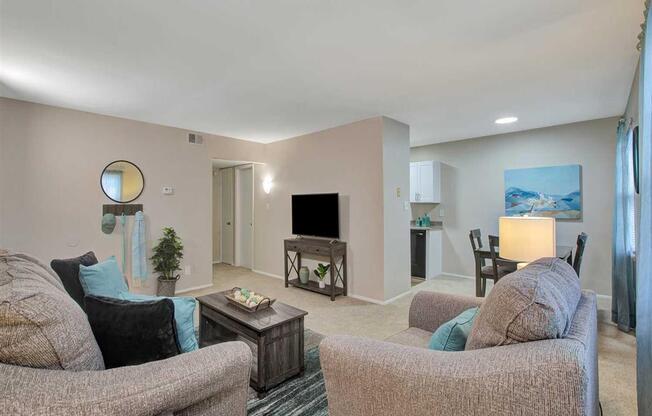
[318,280,326,289]
[299,266,310,284]
[157,277,178,296]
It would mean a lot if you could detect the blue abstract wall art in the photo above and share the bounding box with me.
[504,165,581,219]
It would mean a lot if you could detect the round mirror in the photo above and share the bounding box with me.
[100,160,144,203]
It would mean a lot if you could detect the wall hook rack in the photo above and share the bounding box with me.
[102,204,143,216]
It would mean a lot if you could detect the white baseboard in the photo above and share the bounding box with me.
[350,289,413,306]
[252,269,284,280]
[439,272,475,280]
[175,283,214,294]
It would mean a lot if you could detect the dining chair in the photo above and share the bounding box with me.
[488,235,516,284]
[573,232,588,277]
[470,229,511,297]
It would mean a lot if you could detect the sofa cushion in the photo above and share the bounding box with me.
[466,257,581,350]
[0,252,105,370]
[85,295,180,368]
[385,327,432,349]
[79,256,128,299]
[50,251,98,309]
[428,307,479,351]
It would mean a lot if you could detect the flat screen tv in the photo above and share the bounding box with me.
[292,193,339,239]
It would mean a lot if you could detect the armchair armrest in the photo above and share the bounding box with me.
[409,291,483,332]
[321,335,589,416]
[1,341,252,416]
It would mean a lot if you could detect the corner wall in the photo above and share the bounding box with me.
[411,117,618,296]
[381,117,411,300]
[253,118,387,301]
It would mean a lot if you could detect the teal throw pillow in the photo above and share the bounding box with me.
[79,256,128,298]
[118,292,199,353]
[428,307,479,351]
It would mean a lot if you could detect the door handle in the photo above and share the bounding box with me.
[226,222,231,225]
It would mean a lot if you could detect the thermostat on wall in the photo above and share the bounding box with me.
[162,186,174,195]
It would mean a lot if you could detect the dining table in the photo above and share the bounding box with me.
[473,245,574,297]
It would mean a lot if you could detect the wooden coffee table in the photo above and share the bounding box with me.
[197,291,308,397]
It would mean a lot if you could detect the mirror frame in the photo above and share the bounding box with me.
[100,160,145,203]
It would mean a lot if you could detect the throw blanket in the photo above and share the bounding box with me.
[131,211,147,281]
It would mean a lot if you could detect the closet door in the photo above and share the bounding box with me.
[221,168,235,265]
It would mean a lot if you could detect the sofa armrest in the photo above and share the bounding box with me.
[409,291,483,332]
[0,341,252,416]
[321,335,589,416]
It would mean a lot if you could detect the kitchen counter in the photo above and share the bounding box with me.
[410,221,443,230]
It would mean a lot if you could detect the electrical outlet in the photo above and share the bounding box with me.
[439,208,445,217]
[162,186,174,195]
[184,265,192,275]
[404,201,410,211]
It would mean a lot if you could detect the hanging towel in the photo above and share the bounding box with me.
[131,211,148,282]
[120,213,127,274]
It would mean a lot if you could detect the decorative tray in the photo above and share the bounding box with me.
[224,287,275,313]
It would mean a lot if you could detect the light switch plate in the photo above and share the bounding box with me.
[396,187,401,198]
[439,207,445,217]
[404,201,410,211]
[184,265,192,275]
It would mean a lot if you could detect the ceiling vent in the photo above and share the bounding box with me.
[188,133,204,145]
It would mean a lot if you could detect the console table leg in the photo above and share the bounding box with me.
[284,249,289,288]
[343,254,348,296]
[329,254,335,301]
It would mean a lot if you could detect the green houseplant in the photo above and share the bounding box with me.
[151,227,184,296]
[313,263,330,289]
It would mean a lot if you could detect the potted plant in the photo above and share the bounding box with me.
[313,263,330,289]
[151,227,184,296]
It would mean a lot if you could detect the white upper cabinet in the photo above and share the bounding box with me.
[410,161,441,203]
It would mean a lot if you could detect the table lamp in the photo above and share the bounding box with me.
[499,216,556,269]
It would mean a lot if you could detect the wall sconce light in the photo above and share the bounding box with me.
[263,176,273,194]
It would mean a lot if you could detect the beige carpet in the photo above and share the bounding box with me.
[187,264,637,415]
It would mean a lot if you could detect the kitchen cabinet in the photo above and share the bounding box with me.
[410,227,442,279]
[410,161,440,203]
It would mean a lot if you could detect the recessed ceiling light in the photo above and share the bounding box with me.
[495,116,518,125]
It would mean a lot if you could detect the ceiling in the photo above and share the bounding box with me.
[0,0,643,146]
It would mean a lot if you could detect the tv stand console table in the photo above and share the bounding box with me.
[284,238,347,301]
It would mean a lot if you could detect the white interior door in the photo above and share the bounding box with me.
[221,168,235,265]
[236,166,253,269]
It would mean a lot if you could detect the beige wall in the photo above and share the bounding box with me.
[0,99,406,302]
[253,118,387,301]
[0,97,264,293]
[381,117,411,299]
[411,117,618,296]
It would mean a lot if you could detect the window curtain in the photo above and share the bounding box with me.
[638,3,652,414]
[612,119,636,331]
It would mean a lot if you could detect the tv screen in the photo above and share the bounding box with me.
[292,193,340,239]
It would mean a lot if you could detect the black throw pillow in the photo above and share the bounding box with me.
[85,295,181,369]
[50,251,98,309]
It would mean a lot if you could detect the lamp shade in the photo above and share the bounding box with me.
[499,217,556,262]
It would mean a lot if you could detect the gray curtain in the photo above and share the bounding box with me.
[612,119,636,331]
[638,4,652,414]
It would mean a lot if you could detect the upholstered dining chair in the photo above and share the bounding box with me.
[573,232,588,277]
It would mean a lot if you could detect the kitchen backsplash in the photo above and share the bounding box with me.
[410,203,440,222]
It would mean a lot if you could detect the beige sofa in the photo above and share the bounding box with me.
[321,261,599,416]
[0,251,252,416]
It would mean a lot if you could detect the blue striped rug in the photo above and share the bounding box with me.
[247,333,328,416]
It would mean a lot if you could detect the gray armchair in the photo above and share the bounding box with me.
[321,291,598,416]
[0,341,252,416]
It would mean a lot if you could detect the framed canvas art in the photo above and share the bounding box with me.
[504,165,581,219]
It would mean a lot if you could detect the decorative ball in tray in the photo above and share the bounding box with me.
[224,287,275,312]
